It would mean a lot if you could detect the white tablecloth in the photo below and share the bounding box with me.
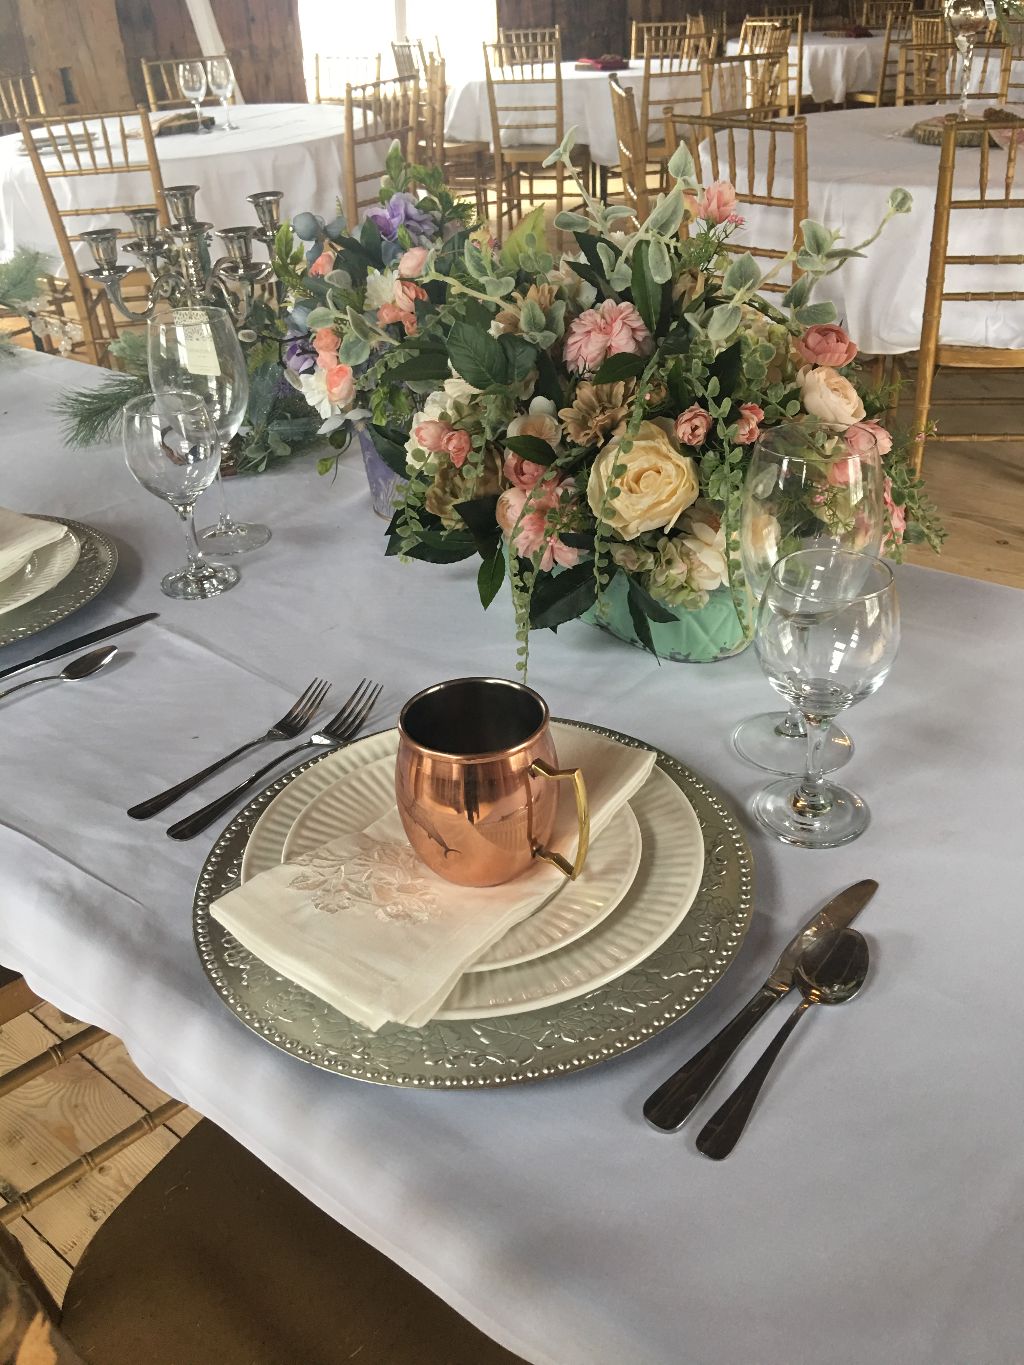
[728,33,886,103]
[445,61,701,166]
[0,103,374,267]
[720,103,1024,354]
[2,349,1023,1365]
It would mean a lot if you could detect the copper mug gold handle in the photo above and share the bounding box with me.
[529,761,590,880]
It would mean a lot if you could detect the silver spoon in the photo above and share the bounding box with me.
[696,928,870,1160]
[0,644,118,703]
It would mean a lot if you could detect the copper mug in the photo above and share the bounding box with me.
[395,678,590,888]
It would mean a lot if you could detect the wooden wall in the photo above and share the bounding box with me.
[0,0,305,114]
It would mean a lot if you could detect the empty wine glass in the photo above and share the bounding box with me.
[147,306,271,555]
[733,422,884,776]
[122,392,238,600]
[752,548,900,848]
[206,56,238,130]
[176,61,209,134]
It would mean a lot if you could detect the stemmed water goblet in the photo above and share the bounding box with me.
[122,391,239,600]
[733,422,884,775]
[206,57,238,130]
[147,306,271,555]
[176,61,209,134]
[752,548,900,848]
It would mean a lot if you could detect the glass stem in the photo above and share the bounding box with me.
[958,38,975,121]
[192,99,202,130]
[792,714,834,818]
[176,503,208,580]
[775,706,806,739]
[214,451,235,532]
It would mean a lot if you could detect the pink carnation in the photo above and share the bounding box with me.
[442,428,472,468]
[696,181,741,225]
[503,452,547,491]
[413,420,452,453]
[795,324,859,369]
[324,363,355,408]
[844,419,893,460]
[734,403,764,445]
[883,475,906,550]
[563,300,654,375]
[496,480,580,572]
[675,405,713,447]
[308,250,334,278]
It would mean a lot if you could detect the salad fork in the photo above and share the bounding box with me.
[128,677,331,820]
[166,679,382,841]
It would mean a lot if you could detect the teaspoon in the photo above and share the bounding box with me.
[0,644,118,703]
[696,928,870,1160]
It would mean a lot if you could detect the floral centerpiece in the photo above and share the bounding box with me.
[276,137,942,665]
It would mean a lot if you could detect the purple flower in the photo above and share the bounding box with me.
[283,331,317,376]
[365,192,438,246]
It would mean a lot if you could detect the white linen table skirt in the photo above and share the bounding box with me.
[1,349,1023,1365]
[727,33,886,103]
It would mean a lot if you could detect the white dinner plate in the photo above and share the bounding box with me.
[0,530,81,618]
[278,752,644,971]
[239,724,705,1020]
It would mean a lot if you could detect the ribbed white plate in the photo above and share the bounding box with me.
[239,725,704,1020]
[278,753,643,970]
[0,531,80,617]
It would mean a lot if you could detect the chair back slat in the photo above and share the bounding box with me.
[495,27,560,71]
[342,74,420,223]
[609,74,650,225]
[140,55,238,112]
[640,51,704,152]
[313,53,382,104]
[860,0,912,24]
[701,52,789,118]
[895,41,1011,105]
[0,71,46,131]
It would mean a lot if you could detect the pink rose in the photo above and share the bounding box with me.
[844,419,893,459]
[496,480,579,572]
[794,324,859,369]
[674,405,713,447]
[563,300,654,375]
[413,420,452,453]
[496,486,527,537]
[313,326,339,370]
[393,278,428,313]
[398,246,430,278]
[883,475,906,549]
[697,181,740,225]
[378,302,417,334]
[734,403,764,445]
[324,363,355,408]
[442,428,472,468]
[308,250,334,278]
[503,452,547,491]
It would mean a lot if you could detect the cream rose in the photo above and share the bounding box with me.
[587,420,700,541]
[797,366,865,430]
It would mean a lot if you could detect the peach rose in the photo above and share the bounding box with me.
[794,324,858,369]
[413,420,451,453]
[313,326,339,370]
[587,420,700,540]
[883,475,906,548]
[393,278,428,313]
[503,452,547,491]
[797,366,865,430]
[442,428,472,468]
[308,250,334,278]
[497,481,579,572]
[507,398,562,449]
[564,300,654,375]
[378,302,417,334]
[696,181,741,225]
[675,405,713,447]
[844,419,892,459]
[324,363,355,408]
[734,403,764,445]
[398,246,430,278]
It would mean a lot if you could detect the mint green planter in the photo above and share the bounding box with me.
[585,573,752,663]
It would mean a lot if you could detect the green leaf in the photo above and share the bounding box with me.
[626,574,677,623]
[477,542,506,608]
[667,141,697,188]
[888,187,913,214]
[304,307,335,330]
[706,303,742,344]
[505,434,558,465]
[533,350,565,409]
[447,322,508,389]
[554,210,593,232]
[630,240,663,334]
[499,334,538,385]
[722,253,762,296]
[626,578,658,657]
[500,204,547,271]
[794,301,838,326]
[592,352,648,385]
[338,333,372,366]
[529,561,598,631]
[643,185,685,238]
[781,275,813,310]
[455,493,500,538]
[367,423,410,477]
[709,338,742,395]
[647,238,672,286]
[388,350,451,382]
[800,220,834,256]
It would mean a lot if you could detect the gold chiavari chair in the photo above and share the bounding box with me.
[141,55,236,111]
[392,39,433,78]
[859,0,913,25]
[762,12,805,113]
[912,112,1024,476]
[683,13,719,59]
[738,19,794,111]
[639,48,705,183]
[17,107,168,367]
[702,52,791,118]
[312,52,382,104]
[0,71,45,134]
[911,13,949,44]
[609,74,651,225]
[424,56,489,220]
[764,0,814,27]
[848,10,915,104]
[1005,21,1024,101]
[342,75,420,225]
[669,110,809,289]
[484,33,588,237]
[895,41,1010,105]
[631,20,688,59]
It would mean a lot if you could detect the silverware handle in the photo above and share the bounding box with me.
[0,675,48,702]
[128,735,268,819]
[643,984,784,1131]
[166,741,310,841]
[696,999,813,1160]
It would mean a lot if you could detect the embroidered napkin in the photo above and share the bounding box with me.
[212,728,656,1031]
[0,508,67,584]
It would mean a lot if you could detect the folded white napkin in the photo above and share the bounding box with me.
[212,728,656,1032]
[0,508,66,584]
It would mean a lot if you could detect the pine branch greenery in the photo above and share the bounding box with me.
[0,247,48,310]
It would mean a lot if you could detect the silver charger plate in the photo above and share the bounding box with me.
[0,517,118,649]
[193,720,754,1089]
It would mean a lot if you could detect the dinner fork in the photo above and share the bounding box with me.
[166,679,382,841]
[128,678,332,820]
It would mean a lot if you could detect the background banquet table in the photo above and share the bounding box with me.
[2,349,1023,1364]
[726,32,885,104]
[0,104,369,267]
[718,102,1024,354]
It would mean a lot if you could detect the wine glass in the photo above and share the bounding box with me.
[206,56,238,130]
[176,61,209,134]
[733,422,884,775]
[147,306,271,555]
[122,392,239,600]
[752,548,900,849]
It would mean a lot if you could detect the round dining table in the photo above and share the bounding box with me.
[727,32,886,104]
[0,103,364,268]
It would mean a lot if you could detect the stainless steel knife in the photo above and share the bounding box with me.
[643,879,878,1132]
[0,612,159,684]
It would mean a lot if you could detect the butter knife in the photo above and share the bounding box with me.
[643,879,878,1131]
[0,613,158,684]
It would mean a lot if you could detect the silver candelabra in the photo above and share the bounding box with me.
[81,185,285,325]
